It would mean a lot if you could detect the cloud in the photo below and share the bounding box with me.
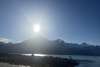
[0,37,10,43]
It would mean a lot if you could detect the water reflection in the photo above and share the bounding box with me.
[22,54,47,57]
[22,54,32,56]
[34,54,47,57]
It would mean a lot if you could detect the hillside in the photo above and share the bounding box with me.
[0,36,99,56]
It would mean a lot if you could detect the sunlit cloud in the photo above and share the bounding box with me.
[0,37,10,43]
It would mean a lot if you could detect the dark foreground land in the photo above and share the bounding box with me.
[0,54,79,67]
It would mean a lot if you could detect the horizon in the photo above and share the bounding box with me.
[0,36,98,46]
[0,0,100,45]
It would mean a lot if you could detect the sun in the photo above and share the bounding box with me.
[33,24,40,33]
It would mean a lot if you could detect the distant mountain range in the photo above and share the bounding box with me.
[0,36,100,56]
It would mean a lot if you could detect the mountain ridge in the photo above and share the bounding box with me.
[0,37,100,56]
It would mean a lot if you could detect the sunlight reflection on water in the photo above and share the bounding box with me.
[34,54,47,57]
[22,54,47,57]
[22,54,32,56]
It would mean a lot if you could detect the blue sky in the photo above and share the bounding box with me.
[0,0,100,45]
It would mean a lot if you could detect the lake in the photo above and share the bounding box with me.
[0,54,100,67]
[52,55,100,67]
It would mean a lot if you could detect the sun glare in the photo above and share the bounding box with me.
[33,24,40,33]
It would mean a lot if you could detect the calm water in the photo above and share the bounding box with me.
[40,54,100,67]
[0,54,100,67]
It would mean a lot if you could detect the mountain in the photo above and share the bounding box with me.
[0,36,100,56]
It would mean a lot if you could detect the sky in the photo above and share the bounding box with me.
[0,0,100,45]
